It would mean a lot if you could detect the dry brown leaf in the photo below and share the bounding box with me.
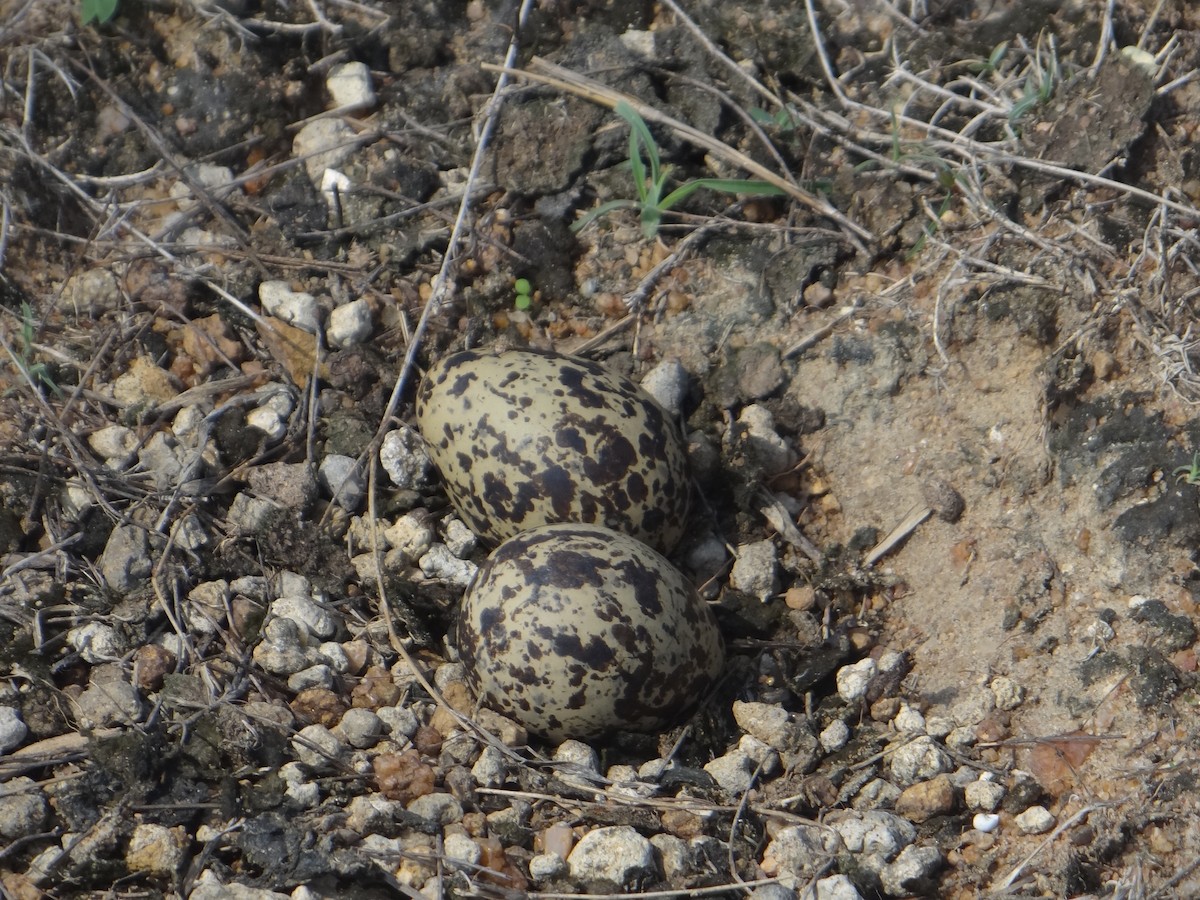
[256,317,328,386]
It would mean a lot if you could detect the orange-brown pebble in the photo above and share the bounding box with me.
[373,749,436,803]
[132,644,176,692]
[351,666,402,709]
[461,812,487,837]
[542,822,575,859]
[290,688,348,728]
[412,724,444,756]
[342,640,370,675]
[660,808,704,838]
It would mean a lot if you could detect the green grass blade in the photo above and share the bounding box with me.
[657,178,785,212]
[570,199,638,234]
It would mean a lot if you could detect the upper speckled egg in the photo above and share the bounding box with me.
[456,523,725,741]
[415,348,690,553]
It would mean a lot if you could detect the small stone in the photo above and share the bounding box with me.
[326,61,376,110]
[252,618,311,675]
[889,736,952,786]
[650,833,689,880]
[288,665,335,692]
[259,280,320,333]
[738,734,781,777]
[99,524,152,592]
[318,454,366,510]
[826,809,916,859]
[567,825,657,891]
[529,851,567,881]
[190,873,294,900]
[893,702,926,734]
[125,823,187,877]
[77,677,143,727]
[836,658,877,703]
[1015,805,1055,835]
[88,424,137,462]
[132,644,176,692]
[989,676,1024,710]
[964,778,1006,812]
[736,344,785,401]
[339,707,384,749]
[640,358,689,416]
[750,884,798,900]
[407,792,463,826]
[111,356,180,408]
[328,298,373,347]
[293,117,359,187]
[374,749,435,802]
[880,844,943,896]
[760,823,839,885]
[67,622,124,664]
[59,268,122,313]
[854,778,902,810]
[273,594,338,640]
[442,517,478,557]
[291,723,345,768]
[227,492,278,533]
[733,701,796,748]
[703,749,759,795]
[973,812,1001,832]
[377,705,420,739]
[729,539,779,600]
[443,832,482,868]
[380,427,435,490]
[554,739,600,775]
[384,511,436,562]
[0,776,47,838]
[894,775,956,823]
[418,544,478,587]
[345,794,403,834]
[737,404,794,474]
[813,874,863,900]
[316,642,350,672]
[921,476,964,523]
[819,719,850,752]
[246,462,316,511]
[471,745,511,788]
[246,405,286,441]
[169,163,237,210]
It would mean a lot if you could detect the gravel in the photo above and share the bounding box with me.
[567,825,657,890]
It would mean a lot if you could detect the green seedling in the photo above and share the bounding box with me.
[513,277,533,311]
[1174,453,1200,485]
[3,301,63,398]
[572,101,787,239]
[749,106,797,134]
[1008,35,1059,124]
[967,42,1010,78]
[81,0,119,24]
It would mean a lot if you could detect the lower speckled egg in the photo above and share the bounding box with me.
[457,524,725,742]
[415,348,691,553]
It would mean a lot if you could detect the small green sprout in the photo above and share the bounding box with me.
[572,101,787,239]
[513,277,533,311]
[1174,453,1200,485]
[81,0,119,24]
[2,301,63,398]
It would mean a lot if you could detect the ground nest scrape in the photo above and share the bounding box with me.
[2,0,1200,897]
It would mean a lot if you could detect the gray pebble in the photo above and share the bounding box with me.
[964,778,1006,812]
[327,61,376,110]
[0,706,29,755]
[443,832,482,868]
[227,493,279,533]
[737,404,795,475]
[650,833,688,880]
[880,844,943,896]
[826,809,916,860]
[338,708,384,749]
[137,431,187,491]
[554,739,600,776]
[252,618,312,676]
[77,678,143,728]
[318,454,366,510]
[815,874,865,900]
[407,792,463,827]
[761,823,839,884]
[819,718,851,752]
[471,745,511,788]
[246,462,317,511]
[384,511,436,563]
[0,776,48,839]
[921,476,964,523]
[190,873,295,900]
[100,524,152,592]
[854,778,902,810]
[529,851,567,881]
[291,723,345,768]
[67,622,124,664]
[640,358,689,417]
[316,642,350,672]
[989,675,1025,710]
[418,544,477,587]
[441,517,478,557]
[567,825,657,890]
[287,664,335,692]
[380,426,434,490]
[750,885,801,900]
[889,736,952,785]
[377,705,419,739]
[703,749,759,795]
[729,539,780,601]
[272,593,338,640]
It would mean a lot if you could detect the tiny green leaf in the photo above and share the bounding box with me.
[514,278,532,295]
[514,294,532,311]
[81,0,119,25]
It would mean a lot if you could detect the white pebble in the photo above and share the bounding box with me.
[529,851,567,881]
[703,749,759,795]
[567,825,657,888]
[259,280,320,334]
[327,298,373,348]
[287,665,335,692]
[327,61,375,110]
[989,675,1025,710]
[443,833,481,868]
[819,719,850,752]
[442,517,478,557]
[835,658,877,703]
[554,739,600,775]
[893,702,926,734]
[729,539,779,601]
[380,426,434,490]
[291,724,345,768]
[964,779,1006,812]
[972,813,1001,833]
[889,736,951,785]
[293,118,358,187]
[640,358,688,416]
[418,544,477,587]
[273,594,338,640]
[88,424,137,463]
[246,405,286,441]
[1015,805,1055,835]
[67,622,123,664]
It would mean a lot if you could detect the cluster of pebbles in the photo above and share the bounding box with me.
[0,337,1046,899]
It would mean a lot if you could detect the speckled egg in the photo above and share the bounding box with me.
[415,348,690,553]
[457,524,724,742]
